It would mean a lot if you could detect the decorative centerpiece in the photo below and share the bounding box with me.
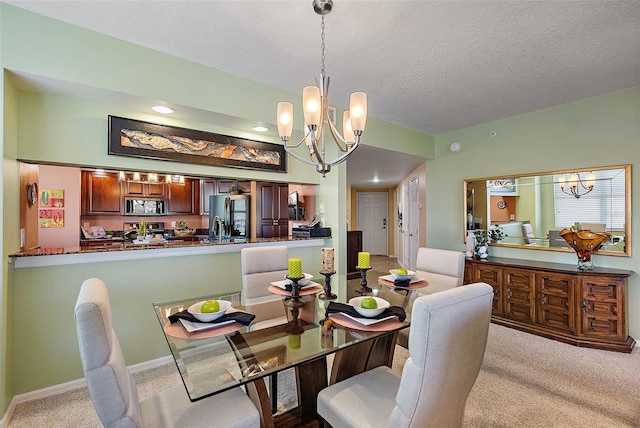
[473,230,489,260]
[319,248,337,300]
[356,251,372,294]
[284,258,307,317]
[559,228,610,271]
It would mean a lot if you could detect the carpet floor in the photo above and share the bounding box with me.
[7,323,639,427]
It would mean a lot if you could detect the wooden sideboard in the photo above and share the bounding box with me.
[464,257,635,352]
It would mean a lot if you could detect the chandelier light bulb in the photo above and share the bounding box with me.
[277,102,294,139]
[303,86,322,127]
[349,92,367,131]
[343,111,355,144]
[585,172,596,188]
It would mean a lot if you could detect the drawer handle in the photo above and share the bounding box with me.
[583,299,588,313]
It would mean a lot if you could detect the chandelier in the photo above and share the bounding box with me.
[276,0,367,177]
[558,172,596,199]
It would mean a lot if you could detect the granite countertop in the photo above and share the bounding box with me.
[10,236,306,258]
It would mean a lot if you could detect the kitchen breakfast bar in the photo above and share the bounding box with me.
[9,236,328,268]
[7,237,333,399]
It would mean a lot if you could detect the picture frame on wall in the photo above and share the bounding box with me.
[108,116,286,173]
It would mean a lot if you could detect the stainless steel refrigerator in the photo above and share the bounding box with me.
[209,194,250,240]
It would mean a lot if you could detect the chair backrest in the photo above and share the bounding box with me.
[241,246,289,321]
[522,223,535,244]
[75,278,142,428]
[389,282,493,428]
[414,247,465,289]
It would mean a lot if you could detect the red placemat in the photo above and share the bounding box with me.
[378,278,428,290]
[163,320,244,339]
[268,284,324,296]
[328,312,406,332]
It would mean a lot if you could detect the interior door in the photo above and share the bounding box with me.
[357,192,388,255]
[408,177,420,270]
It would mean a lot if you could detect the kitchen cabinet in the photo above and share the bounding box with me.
[81,171,122,215]
[256,182,289,238]
[201,179,251,215]
[200,180,217,215]
[124,181,166,197]
[464,257,634,352]
[167,178,196,214]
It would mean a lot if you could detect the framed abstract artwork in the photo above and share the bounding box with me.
[108,116,286,173]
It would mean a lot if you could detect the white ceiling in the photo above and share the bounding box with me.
[4,0,640,188]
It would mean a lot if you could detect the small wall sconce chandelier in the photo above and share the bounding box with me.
[558,172,596,198]
[276,0,367,177]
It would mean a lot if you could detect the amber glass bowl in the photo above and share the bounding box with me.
[559,228,610,270]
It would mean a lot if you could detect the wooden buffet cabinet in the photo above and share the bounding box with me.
[464,257,635,352]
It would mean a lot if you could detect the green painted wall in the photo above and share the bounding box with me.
[2,1,638,414]
[430,86,640,340]
[0,3,431,409]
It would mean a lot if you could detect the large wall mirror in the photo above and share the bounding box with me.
[464,164,631,257]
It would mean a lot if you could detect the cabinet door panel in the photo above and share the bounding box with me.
[536,273,575,333]
[200,180,216,215]
[83,172,122,215]
[474,265,502,315]
[256,182,288,238]
[580,277,624,339]
[167,179,194,214]
[503,268,535,323]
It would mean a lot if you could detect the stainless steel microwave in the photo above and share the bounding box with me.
[124,198,167,216]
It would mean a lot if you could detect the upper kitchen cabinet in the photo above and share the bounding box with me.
[200,179,251,215]
[81,171,122,215]
[167,178,197,214]
[124,181,166,197]
[256,182,289,238]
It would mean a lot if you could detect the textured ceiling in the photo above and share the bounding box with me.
[5,0,640,187]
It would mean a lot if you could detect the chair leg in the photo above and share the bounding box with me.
[270,373,278,414]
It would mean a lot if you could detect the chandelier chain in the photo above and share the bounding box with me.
[320,15,326,76]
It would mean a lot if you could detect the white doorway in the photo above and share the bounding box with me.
[357,192,388,255]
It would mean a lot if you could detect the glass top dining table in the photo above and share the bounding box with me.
[152,277,409,425]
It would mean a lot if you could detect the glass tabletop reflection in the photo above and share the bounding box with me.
[153,288,408,402]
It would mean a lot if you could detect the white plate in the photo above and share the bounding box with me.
[270,279,319,290]
[340,312,396,326]
[179,318,236,333]
[379,274,423,284]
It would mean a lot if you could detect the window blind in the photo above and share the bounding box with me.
[553,169,625,230]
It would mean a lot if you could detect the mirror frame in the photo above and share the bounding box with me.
[463,164,631,257]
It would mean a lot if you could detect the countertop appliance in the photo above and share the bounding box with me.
[209,194,250,240]
[292,226,331,238]
[123,222,165,239]
[124,198,167,216]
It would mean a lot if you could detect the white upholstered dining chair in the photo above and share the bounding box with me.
[317,282,494,428]
[74,278,259,428]
[388,247,466,348]
[240,245,290,329]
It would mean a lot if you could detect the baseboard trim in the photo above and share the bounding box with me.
[2,355,173,427]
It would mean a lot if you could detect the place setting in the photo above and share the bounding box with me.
[325,296,407,332]
[378,268,428,290]
[267,257,324,297]
[163,298,256,339]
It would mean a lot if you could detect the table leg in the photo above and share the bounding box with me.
[295,356,328,419]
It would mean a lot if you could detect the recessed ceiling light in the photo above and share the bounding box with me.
[152,105,174,114]
[252,126,269,132]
